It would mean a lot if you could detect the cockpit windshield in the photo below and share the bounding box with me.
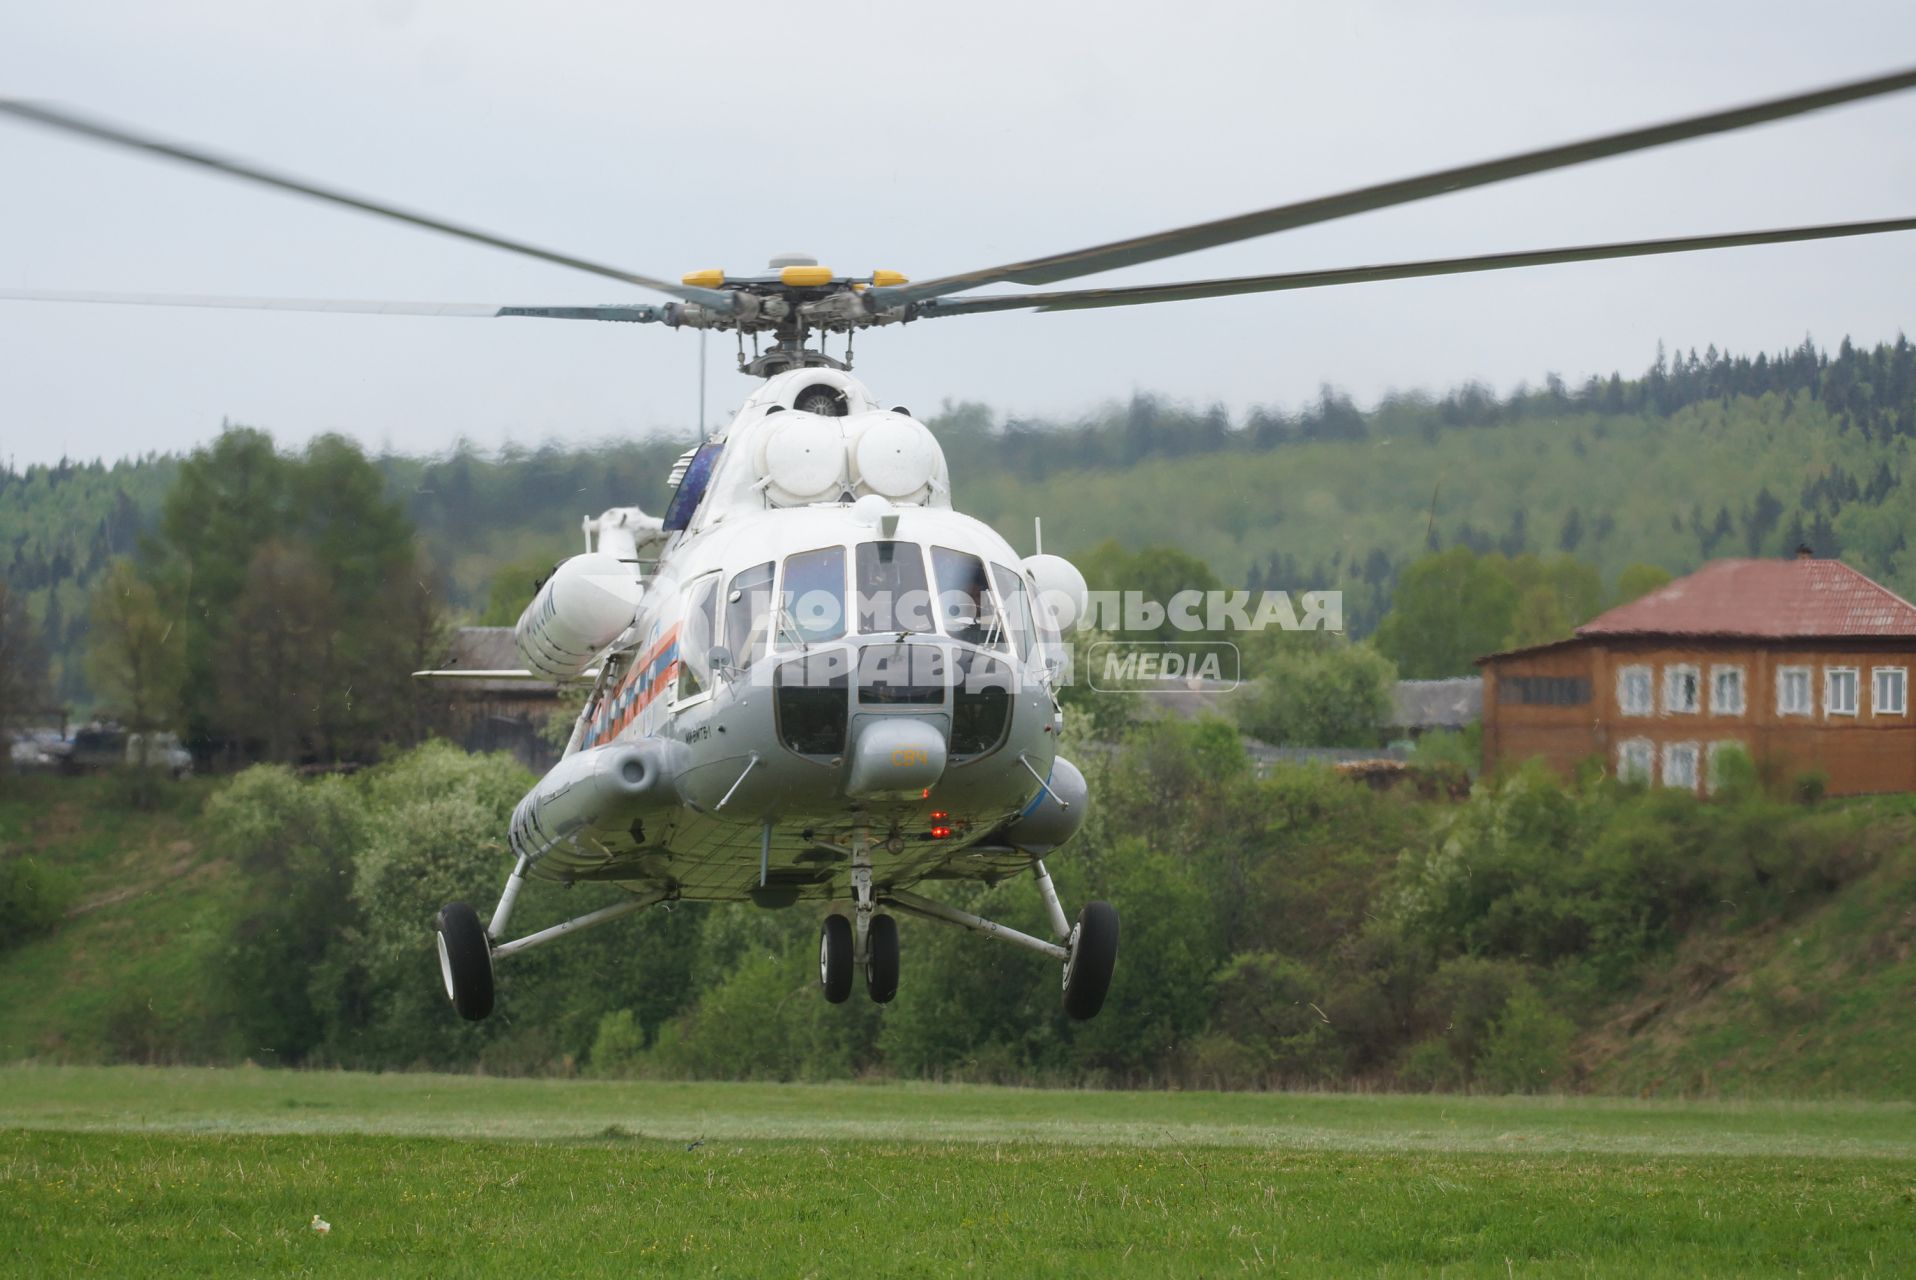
[931,545,1005,649]
[778,546,847,648]
[856,541,934,634]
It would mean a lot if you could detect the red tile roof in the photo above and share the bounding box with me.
[1578,558,1916,640]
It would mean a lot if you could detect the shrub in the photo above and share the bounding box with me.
[206,764,368,1061]
[1206,952,1341,1085]
[0,855,73,948]
[1397,1038,1465,1092]
[587,1008,647,1077]
[1475,986,1573,1094]
[1415,956,1530,1078]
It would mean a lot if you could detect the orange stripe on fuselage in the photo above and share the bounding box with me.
[590,623,680,748]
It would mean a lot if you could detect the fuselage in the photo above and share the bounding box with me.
[519,368,1079,907]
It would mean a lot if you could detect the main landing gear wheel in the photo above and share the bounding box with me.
[864,914,900,1004]
[1062,901,1119,1021]
[819,913,854,1004]
[435,901,494,1022]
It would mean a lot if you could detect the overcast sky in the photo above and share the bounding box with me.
[2,1,1913,467]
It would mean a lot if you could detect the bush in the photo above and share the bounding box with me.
[206,765,368,1062]
[1415,956,1530,1080]
[0,855,73,948]
[1475,986,1573,1094]
[587,1009,647,1077]
[1397,1038,1465,1091]
[1205,952,1340,1085]
[1232,640,1395,748]
[1793,770,1829,805]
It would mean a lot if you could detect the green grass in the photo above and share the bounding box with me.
[5,1067,1916,1276]
[1584,840,1916,1100]
[0,776,230,1063]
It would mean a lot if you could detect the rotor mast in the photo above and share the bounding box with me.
[657,254,911,378]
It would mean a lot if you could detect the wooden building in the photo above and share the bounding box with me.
[1479,554,1916,796]
[431,627,565,771]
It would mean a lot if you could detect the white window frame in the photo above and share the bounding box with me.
[1824,666,1860,718]
[1663,664,1701,715]
[1662,741,1700,791]
[1709,664,1745,717]
[1776,666,1812,717]
[673,570,725,709]
[1872,666,1908,717]
[1617,664,1653,717]
[1617,737,1654,784]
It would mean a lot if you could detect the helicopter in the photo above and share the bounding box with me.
[4,66,1915,1024]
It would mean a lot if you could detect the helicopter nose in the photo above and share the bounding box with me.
[845,717,947,799]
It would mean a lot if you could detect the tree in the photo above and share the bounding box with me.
[1613,563,1674,606]
[1557,507,1584,553]
[1372,548,1519,677]
[153,427,440,764]
[0,579,51,777]
[219,543,334,763]
[480,550,565,626]
[1505,584,1570,650]
[84,560,186,805]
[1501,555,1603,649]
[1233,640,1395,747]
[1076,539,1224,641]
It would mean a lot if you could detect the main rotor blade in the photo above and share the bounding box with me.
[872,65,1916,308]
[913,217,1916,318]
[0,101,728,309]
[0,289,664,322]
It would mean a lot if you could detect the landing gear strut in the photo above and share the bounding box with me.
[828,859,1118,1020]
[435,859,670,1022]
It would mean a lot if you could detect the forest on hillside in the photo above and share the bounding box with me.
[5,334,1914,709]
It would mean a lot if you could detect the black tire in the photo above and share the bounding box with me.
[435,901,495,1022]
[819,913,854,1004]
[865,914,900,1004]
[1062,901,1119,1021]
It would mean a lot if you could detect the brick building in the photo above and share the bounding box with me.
[1479,554,1916,795]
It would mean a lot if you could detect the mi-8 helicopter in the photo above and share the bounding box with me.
[4,66,1915,1024]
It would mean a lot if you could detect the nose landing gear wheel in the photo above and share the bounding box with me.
[1062,900,1119,1021]
[435,901,494,1022]
[819,913,854,1003]
[865,914,900,1003]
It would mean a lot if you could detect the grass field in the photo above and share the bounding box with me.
[4,1067,1916,1276]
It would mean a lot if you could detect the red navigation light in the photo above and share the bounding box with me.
[930,825,953,840]
[929,809,949,821]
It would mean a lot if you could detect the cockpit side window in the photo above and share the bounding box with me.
[856,541,933,634]
[990,563,1035,661]
[775,652,851,756]
[951,650,1014,758]
[662,441,724,532]
[725,561,775,670]
[930,546,1005,648]
[778,546,848,648]
[676,573,721,700]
